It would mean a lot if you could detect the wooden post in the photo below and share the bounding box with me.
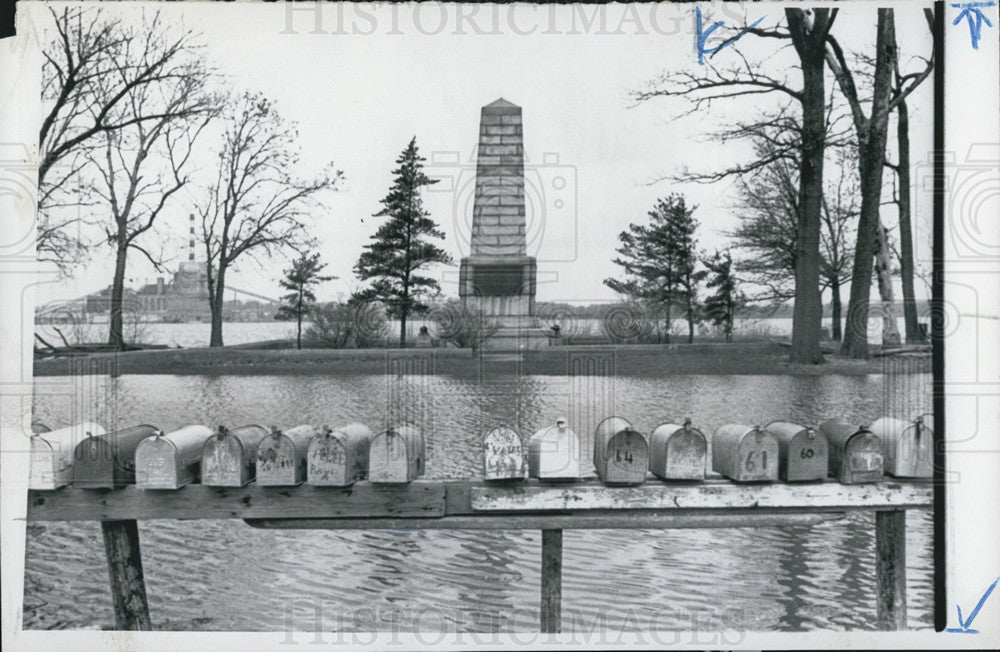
[875,509,907,630]
[540,528,562,633]
[101,520,152,630]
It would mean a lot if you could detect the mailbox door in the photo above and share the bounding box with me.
[843,433,884,483]
[257,435,300,486]
[734,431,778,482]
[136,438,188,489]
[890,422,933,478]
[307,434,352,486]
[601,430,648,484]
[531,429,579,480]
[483,427,524,480]
[73,437,115,488]
[202,436,249,487]
[784,431,827,482]
[369,432,410,483]
[663,428,706,480]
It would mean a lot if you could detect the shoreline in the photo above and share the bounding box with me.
[32,342,930,377]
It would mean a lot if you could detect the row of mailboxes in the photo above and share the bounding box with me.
[28,421,423,489]
[28,412,932,489]
[481,413,934,485]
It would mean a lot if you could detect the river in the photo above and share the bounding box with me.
[24,371,933,632]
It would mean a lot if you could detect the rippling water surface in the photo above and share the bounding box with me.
[25,372,933,632]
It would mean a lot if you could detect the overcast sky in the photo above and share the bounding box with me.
[30,1,935,305]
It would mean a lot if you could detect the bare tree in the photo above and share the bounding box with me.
[635,8,838,363]
[196,91,341,347]
[730,142,857,340]
[40,5,208,273]
[86,59,216,349]
[826,8,934,357]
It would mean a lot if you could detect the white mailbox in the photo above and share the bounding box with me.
[135,425,213,489]
[30,422,106,490]
[528,418,580,481]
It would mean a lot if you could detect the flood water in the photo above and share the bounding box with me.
[25,372,934,633]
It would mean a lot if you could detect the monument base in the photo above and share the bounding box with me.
[459,256,549,351]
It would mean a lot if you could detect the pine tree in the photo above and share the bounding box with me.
[604,194,703,343]
[702,250,743,343]
[352,137,453,346]
[276,253,335,349]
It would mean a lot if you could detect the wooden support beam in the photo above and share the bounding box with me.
[244,512,845,531]
[540,529,562,634]
[26,479,933,522]
[101,520,151,630]
[875,509,908,630]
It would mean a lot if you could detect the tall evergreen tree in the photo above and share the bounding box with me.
[276,253,335,349]
[702,250,744,343]
[352,137,452,346]
[604,194,703,343]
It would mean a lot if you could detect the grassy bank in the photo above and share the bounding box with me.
[32,341,929,377]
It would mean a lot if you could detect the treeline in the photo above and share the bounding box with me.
[39,5,339,350]
[631,8,934,361]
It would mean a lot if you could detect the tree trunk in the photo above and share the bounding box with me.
[895,98,921,342]
[664,300,671,345]
[296,315,303,349]
[108,244,128,350]
[788,21,826,364]
[841,10,896,359]
[209,265,227,347]
[830,277,843,342]
[686,294,695,344]
[874,220,902,345]
[400,311,407,348]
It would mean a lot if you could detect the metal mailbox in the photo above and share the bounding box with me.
[528,418,580,481]
[481,426,525,481]
[593,416,648,485]
[819,419,884,484]
[307,423,375,486]
[73,424,159,489]
[369,423,425,484]
[869,415,933,478]
[256,425,316,486]
[30,422,106,490]
[135,425,213,489]
[201,425,268,487]
[711,424,779,482]
[765,421,828,482]
[31,422,50,434]
[648,418,707,481]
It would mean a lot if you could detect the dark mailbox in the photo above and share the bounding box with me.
[369,423,425,483]
[869,415,932,478]
[73,424,159,488]
[648,418,706,481]
[593,416,648,485]
[257,425,316,486]
[307,423,375,486]
[30,422,106,490]
[135,425,213,489]
[711,424,779,482]
[819,419,884,484]
[765,421,828,482]
[31,422,50,434]
[528,418,580,481]
[202,425,268,487]
[482,426,526,481]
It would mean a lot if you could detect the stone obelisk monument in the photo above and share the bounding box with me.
[459,99,547,350]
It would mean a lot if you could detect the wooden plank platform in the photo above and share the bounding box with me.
[26,478,932,523]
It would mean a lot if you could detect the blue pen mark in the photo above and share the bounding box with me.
[945,576,998,633]
[952,2,995,49]
[696,6,766,65]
